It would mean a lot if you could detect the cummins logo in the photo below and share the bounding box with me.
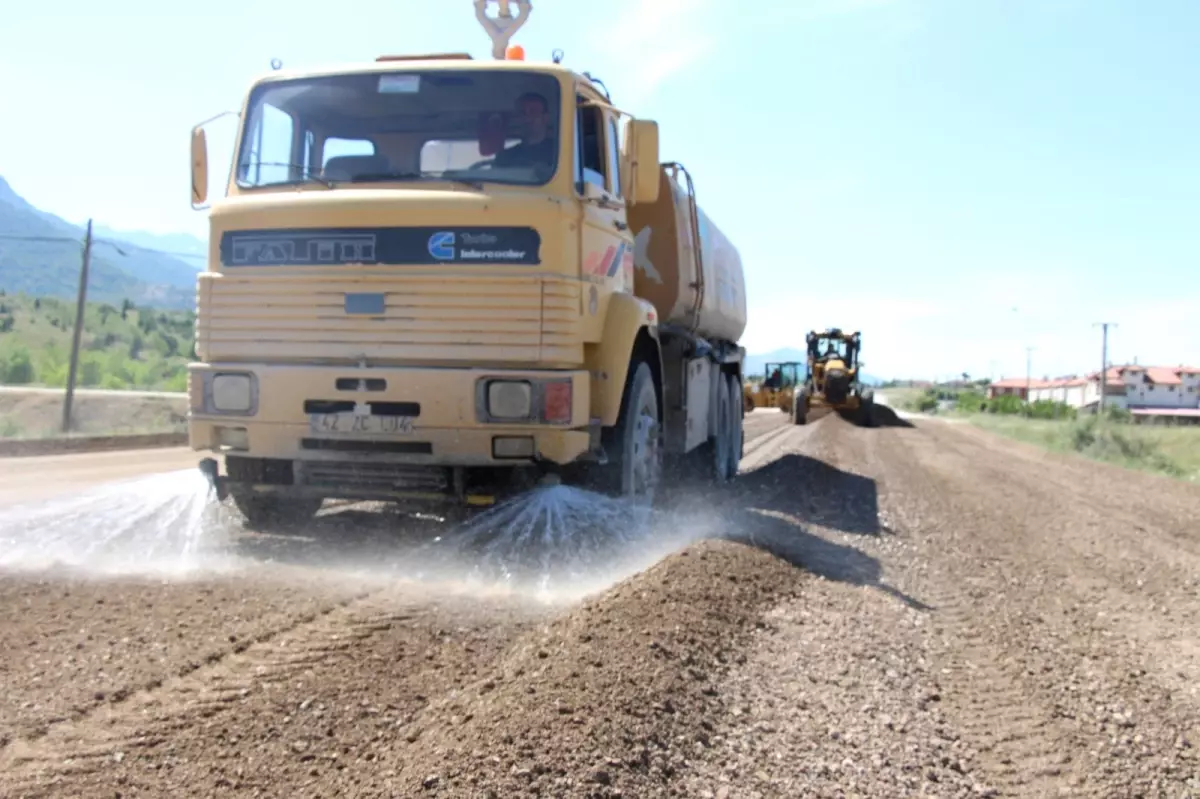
[427,231,456,260]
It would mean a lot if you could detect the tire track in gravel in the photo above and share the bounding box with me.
[0,586,398,793]
[738,418,815,473]
[875,428,1088,797]
[914,422,1200,695]
[874,419,1200,797]
[910,580,1085,796]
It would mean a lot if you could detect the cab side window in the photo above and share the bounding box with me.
[575,95,607,193]
[606,115,622,199]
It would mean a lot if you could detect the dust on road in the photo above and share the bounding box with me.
[0,407,1197,797]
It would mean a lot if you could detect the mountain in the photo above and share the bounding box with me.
[0,177,199,309]
[93,225,207,260]
[745,346,883,386]
[744,347,807,378]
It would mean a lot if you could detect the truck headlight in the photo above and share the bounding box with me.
[210,372,254,413]
[487,380,532,420]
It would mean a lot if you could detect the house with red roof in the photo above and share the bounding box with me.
[991,364,1200,421]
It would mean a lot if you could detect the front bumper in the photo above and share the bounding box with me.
[190,362,595,505]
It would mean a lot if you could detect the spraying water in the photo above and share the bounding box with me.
[0,462,728,602]
[0,469,236,578]
[397,477,724,601]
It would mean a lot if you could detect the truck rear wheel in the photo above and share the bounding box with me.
[232,493,323,531]
[711,371,738,483]
[726,373,743,477]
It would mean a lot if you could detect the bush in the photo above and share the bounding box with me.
[988,394,1025,415]
[1103,405,1132,424]
[956,390,987,414]
[1026,399,1075,420]
[78,355,104,387]
[1067,417,1185,477]
[161,370,188,393]
[1,348,35,384]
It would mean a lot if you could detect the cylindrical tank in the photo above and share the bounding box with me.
[626,167,748,344]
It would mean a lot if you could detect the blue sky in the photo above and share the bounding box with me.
[1,0,1197,379]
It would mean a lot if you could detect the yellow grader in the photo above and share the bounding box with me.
[793,329,875,426]
[743,362,802,413]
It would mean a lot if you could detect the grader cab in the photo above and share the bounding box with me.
[743,362,802,413]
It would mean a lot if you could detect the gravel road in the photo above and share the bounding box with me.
[0,407,1197,798]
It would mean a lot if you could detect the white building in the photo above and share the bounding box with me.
[1022,364,1200,422]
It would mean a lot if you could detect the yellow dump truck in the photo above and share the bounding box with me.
[189,0,748,527]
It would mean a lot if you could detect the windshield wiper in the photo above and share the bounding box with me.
[349,171,484,190]
[237,162,334,188]
[304,172,336,188]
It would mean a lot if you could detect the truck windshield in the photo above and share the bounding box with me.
[235,69,561,189]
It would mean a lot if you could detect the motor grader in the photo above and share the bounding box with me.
[743,362,802,413]
[793,329,875,426]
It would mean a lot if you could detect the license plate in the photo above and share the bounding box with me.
[308,413,414,435]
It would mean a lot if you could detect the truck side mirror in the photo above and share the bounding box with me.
[191,126,209,209]
[623,119,660,205]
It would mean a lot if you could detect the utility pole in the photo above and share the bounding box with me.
[62,219,94,434]
[1025,346,1035,401]
[1093,321,1117,413]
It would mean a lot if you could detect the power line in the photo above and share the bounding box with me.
[0,233,205,260]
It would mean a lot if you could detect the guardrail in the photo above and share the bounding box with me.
[0,433,188,458]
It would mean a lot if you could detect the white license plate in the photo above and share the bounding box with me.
[308,413,414,435]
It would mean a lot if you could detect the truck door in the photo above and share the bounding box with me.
[576,92,633,293]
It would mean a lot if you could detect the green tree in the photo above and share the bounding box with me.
[79,356,103,387]
[2,348,35,384]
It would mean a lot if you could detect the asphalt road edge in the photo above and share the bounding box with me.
[0,432,188,457]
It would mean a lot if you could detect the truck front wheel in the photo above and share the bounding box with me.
[605,360,663,507]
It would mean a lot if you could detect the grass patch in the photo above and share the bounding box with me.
[880,387,929,411]
[0,391,188,440]
[0,292,193,391]
[969,414,1199,482]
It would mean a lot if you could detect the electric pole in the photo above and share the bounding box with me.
[62,219,94,434]
[1025,346,1035,401]
[1093,321,1117,413]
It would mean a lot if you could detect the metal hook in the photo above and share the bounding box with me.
[473,0,532,59]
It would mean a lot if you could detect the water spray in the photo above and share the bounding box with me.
[0,470,236,578]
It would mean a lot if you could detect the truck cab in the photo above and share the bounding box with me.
[189,2,747,526]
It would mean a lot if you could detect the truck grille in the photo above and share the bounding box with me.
[196,273,582,365]
[300,461,449,493]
